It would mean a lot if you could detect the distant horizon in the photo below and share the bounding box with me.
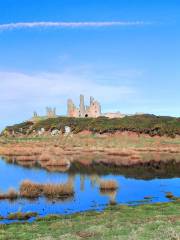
[0,0,179,131]
[1,98,179,132]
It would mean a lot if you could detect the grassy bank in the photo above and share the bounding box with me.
[1,130,180,149]
[0,201,180,240]
[2,114,180,137]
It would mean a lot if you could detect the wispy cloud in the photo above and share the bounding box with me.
[0,21,151,31]
[0,67,140,130]
[0,70,135,103]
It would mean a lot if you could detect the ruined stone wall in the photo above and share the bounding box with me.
[67,95,101,118]
[46,107,56,118]
[86,100,101,118]
[103,112,126,119]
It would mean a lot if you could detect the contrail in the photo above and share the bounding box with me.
[0,21,151,31]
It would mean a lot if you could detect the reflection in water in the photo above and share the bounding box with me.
[80,175,85,191]
[90,174,100,188]
[100,190,117,205]
[3,153,180,180]
[45,165,70,172]
[69,162,180,180]
[0,156,179,222]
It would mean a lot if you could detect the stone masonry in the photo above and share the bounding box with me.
[67,95,101,118]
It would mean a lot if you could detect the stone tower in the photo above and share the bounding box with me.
[46,107,56,118]
[67,99,74,116]
[67,94,101,118]
[79,94,85,117]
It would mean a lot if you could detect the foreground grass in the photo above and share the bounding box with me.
[1,132,180,149]
[1,201,180,240]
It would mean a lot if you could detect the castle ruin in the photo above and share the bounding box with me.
[67,95,101,118]
[32,94,127,121]
[46,107,56,118]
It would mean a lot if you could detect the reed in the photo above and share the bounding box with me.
[19,180,74,199]
[20,180,43,198]
[99,180,118,191]
[15,156,38,161]
[46,158,70,167]
[43,183,74,198]
[0,188,19,200]
[16,160,36,168]
[0,145,42,157]
[39,152,51,162]
[45,165,70,172]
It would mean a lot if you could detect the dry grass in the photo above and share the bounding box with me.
[44,165,70,172]
[45,158,70,167]
[99,180,118,191]
[39,152,51,162]
[43,183,74,198]
[19,180,74,199]
[16,160,36,168]
[0,146,41,156]
[20,180,43,199]
[1,134,180,171]
[0,188,19,200]
[14,156,38,161]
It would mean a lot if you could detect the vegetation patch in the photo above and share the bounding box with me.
[0,201,180,240]
[99,180,118,191]
[20,180,74,199]
[0,188,19,200]
[0,180,74,201]
[20,180,43,199]
[2,114,180,138]
[7,212,38,221]
[165,192,178,200]
[76,231,99,238]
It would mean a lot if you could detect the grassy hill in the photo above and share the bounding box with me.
[2,114,180,138]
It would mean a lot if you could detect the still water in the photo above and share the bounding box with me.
[0,157,179,222]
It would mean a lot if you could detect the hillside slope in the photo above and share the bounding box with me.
[2,114,180,138]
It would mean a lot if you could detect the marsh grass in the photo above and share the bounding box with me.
[43,183,74,198]
[45,158,70,167]
[165,192,178,200]
[0,188,19,200]
[99,180,118,191]
[7,212,38,220]
[1,134,180,172]
[20,180,43,199]
[14,156,38,161]
[19,180,74,199]
[39,152,51,162]
[44,165,70,172]
[16,160,36,168]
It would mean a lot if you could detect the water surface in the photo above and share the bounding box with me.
[0,157,179,223]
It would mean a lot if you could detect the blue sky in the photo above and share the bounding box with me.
[0,0,180,130]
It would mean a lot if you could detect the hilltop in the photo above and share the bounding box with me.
[1,114,180,138]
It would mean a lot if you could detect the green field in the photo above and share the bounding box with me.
[1,201,180,240]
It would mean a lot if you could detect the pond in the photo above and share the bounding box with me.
[0,156,179,223]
